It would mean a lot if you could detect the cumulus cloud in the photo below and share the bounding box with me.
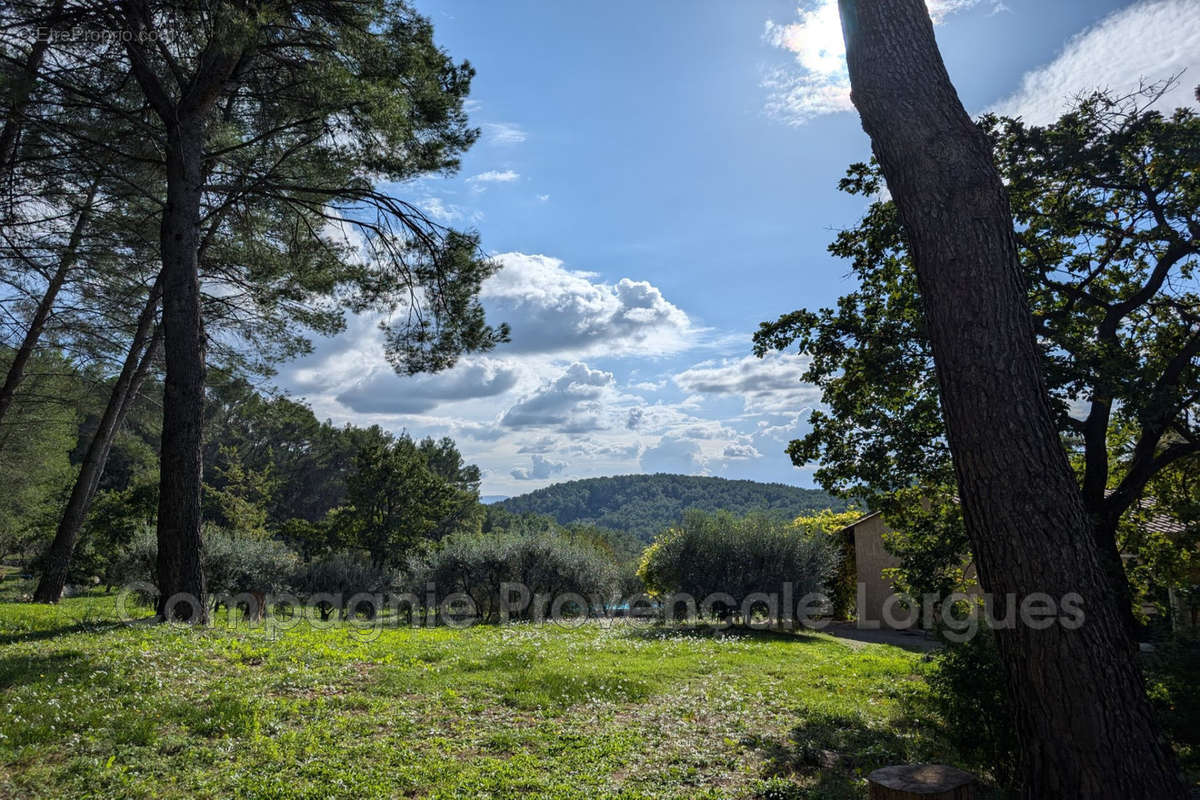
[501,362,614,430]
[640,435,708,475]
[674,352,820,415]
[483,252,695,357]
[334,357,521,415]
[763,0,996,124]
[481,122,527,145]
[516,436,557,454]
[723,443,762,460]
[990,0,1200,125]
[468,169,520,183]
[511,454,567,481]
[757,413,811,442]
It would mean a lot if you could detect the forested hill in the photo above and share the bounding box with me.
[496,474,847,541]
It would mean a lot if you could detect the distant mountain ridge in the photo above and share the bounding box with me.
[496,473,847,541]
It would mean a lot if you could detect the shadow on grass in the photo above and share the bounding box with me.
[744,706,1004,800]
[0,618,132,647]
[625,623,830,645]
[0,651,93,690]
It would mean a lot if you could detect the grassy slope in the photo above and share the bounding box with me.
[0,582,957,800]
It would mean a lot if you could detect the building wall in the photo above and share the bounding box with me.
[851,514,915,629]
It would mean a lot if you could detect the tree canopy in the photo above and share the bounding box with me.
[755,89,1200,609]
[497,473,847,542]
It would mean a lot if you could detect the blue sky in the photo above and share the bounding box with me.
[281,0,1200,497]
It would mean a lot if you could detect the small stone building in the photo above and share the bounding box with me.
[838,511,911,629]
[840,505,1197,632]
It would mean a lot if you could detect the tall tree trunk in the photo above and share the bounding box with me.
[155,123,208,623]
[33,276,163,604]
[835,2,1186,798]
[0,180,97,429]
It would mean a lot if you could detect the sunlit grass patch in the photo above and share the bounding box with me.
[0,585,955,799]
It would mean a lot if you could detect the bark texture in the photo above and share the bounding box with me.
[836,2,1186,797]
[121,0,247,623]
[154,123,208,622]
[33,277,162,603]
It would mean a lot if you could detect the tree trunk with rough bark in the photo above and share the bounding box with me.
[0,180,97,430]
[33,277,162,603]
[154,122,208,623]
[835,2,1186,797]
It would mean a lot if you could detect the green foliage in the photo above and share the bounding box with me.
[1142,636,1200,776]
[755,91,1200,498]
[876,487,973,601]
[638,512,836,619]
[102,0,510,374]
[926,633,1020,791]
[411,527,622,622]
[0,352,77,562]
[754,90,1200,607]
[203,530,300,596]
[108,527,299,596]
[70,473,159,585]
[341,428,482,568]
[289,552,395,618]
[498,474,847,542]
[790,507,865,619]
[930,628,1200,791]
[1126,457,1200,619]
[202,446,276,538]
[202,376,359,527]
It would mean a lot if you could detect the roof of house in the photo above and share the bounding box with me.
[837,510,882,532]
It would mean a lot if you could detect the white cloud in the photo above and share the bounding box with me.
[481,122,527,145]
[757,413,811,442]
[468,169,521,183]
[511,454,567,481]
[279,249,812,495]
[516,436,558,454]
[763,0,995,124]
[501,362,614,430]
[674,352,820,415]
[483,252,696,357]
[334,357,522,415]
[420,196,480,225]
[990,0,1200,125]
[641,435,708,475]
[723,443,762,460]
[537,193,551,202]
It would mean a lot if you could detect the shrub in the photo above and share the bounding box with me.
[410,528,622,622]
[1142,634,1200,777]
[105,526,158,595]
[107,527,300,598]
[929,628,1200,792]
[790,508,864,620]
[925,631,1020,791]
[290,552,395,619]
[637,511,836,623]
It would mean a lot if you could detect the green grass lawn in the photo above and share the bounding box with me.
[0,579,962,800]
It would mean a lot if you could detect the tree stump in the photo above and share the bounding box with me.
[867,764,976,800]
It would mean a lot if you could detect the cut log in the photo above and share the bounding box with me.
[867,764,975,800]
